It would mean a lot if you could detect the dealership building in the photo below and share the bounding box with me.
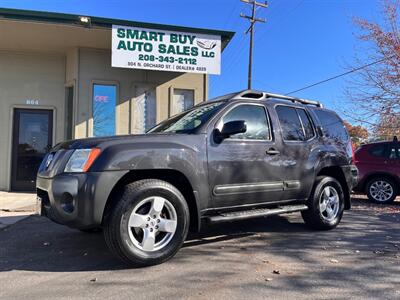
[0,8,234,191]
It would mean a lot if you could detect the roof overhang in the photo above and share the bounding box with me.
[0,8,235,53]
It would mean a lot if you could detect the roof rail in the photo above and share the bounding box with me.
[232,89,323,108]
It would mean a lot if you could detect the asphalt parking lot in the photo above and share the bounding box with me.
[1,197,399,300]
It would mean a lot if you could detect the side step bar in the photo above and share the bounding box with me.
[206,204,308,224]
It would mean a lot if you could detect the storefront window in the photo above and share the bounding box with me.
[171,89,194,116]
[92,84,117,136]
[132,88,156,134]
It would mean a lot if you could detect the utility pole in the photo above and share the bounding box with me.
[240,0,267,89]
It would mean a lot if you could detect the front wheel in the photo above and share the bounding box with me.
[104,179,189,267]
[301,176,345,230]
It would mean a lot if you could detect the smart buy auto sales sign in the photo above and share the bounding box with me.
[111,25,221,74]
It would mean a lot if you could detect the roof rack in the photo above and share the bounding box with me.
[232,89,323,108]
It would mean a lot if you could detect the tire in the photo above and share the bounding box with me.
[366,177,397,204]
[79,228,102,233]
[103,179,189,267]
[301,176,345,230]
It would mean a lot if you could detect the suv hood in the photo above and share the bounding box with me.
[40,133,205,177]
[52,133,181,151]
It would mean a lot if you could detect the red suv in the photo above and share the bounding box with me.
[354,138,400,204]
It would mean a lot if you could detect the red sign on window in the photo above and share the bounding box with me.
[94,95,109,103]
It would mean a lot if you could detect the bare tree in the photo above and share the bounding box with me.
[93,100,114,136]
[344,0,400,140]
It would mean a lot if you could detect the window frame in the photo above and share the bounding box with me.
[64,85,74,140]
[170,88,195,117]
[168,86,197,118]
[275,104,316,143]
[215,102,273,142]
[89,80,119,137]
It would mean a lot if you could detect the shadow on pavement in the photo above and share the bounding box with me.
[0,214,308,273]
[0,200,399,277]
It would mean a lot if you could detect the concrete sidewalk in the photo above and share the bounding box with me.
[0,191,37,229]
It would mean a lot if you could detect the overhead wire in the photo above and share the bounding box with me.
[210,1,245,92]
[285,56,393,95]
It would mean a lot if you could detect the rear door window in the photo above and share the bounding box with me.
[313,110,349,142]
[276,106,304,141]
[297,109,315,140]
[275,106,315,141]
[368,144,388,158]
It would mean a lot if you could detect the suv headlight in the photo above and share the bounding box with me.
[64,148,101,173]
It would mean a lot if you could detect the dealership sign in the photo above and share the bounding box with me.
[111,25,221,74]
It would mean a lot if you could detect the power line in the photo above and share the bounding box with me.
[255,0,305,44]
[221,32,247,72]
[224,1,241,29]
[210,2,247,91]
[212,1,262,92]
[285,56,392,95]
[240,0,267,89]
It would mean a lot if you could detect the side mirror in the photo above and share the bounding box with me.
[214,120,247,143]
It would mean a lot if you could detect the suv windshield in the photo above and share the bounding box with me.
[148,101,225,134]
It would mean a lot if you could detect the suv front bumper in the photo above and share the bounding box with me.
[36,171,127,229]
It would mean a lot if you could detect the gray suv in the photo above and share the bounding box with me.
[37,90,358,267]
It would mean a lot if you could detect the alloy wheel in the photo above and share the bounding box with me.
[319,186,340,222]
[127,196,177,252]
[369,180,394,202]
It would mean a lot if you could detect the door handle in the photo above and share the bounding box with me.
[266,148,280,155]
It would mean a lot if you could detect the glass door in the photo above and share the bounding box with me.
[11,109,53,191]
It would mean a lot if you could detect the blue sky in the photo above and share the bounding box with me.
[1,0,382,117]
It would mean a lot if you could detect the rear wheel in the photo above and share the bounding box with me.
[366,177,397,204]
[301,176,345,230]
[104,179,189,267]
